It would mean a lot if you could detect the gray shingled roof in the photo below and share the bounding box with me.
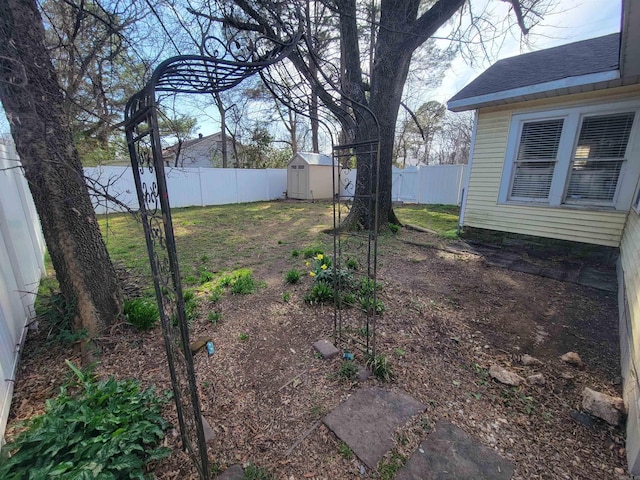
[291,152,335,166]
[449,33,620,104]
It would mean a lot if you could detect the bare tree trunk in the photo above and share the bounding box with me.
[215,92,228,168]
[0,0,122,348]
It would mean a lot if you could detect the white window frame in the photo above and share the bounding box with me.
[499,100,640,211]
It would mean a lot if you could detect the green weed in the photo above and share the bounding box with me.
[367,354,394,382]
[285,269,301,284]
[337,361,358,382]
[338,442,353,460]
[208,311,222,324]
[123,298,159,331]
[282,291,291,303]
[0,361,170,478]
[243,464,273,480]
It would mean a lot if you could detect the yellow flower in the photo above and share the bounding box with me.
[309,271,316,277]
[321,264,328,270]
[305,261,310,266]
[316,254,324,260]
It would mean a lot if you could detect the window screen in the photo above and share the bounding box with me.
[510,119,564,200]
[565,112,635,203]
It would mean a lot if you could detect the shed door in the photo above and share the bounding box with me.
[297,164,307,198]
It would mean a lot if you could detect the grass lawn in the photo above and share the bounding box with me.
[93,201,460,297]
[394,204,460,238]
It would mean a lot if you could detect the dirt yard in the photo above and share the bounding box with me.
[5,201,628,479]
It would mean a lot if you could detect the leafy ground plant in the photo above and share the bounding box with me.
[367,354,395,382]
[123,298,159,331]
[0,361,170,479]
[284,269,301,284]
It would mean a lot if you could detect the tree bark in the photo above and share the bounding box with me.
[0,0,122,343]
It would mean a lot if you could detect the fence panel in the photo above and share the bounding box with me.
[416,164,467,205]
[0,142,46,441]
[85,164,467,214]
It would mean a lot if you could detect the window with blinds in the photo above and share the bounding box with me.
[565,112,635,203]
[509,119,564,200]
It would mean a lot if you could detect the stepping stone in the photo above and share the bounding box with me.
[215,464,244,479]
[395,420,514,480]
[313,339,340,359]
[323,387,425,469]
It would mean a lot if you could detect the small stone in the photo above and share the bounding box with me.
[215,464,244,480]
[201,416,215,443]
[357,365,371,381]
[570,410,596,430]
[312,339,339,359]
[561,352,584,367]
[582,387,626,426]
[189,337,211,355]
[489,365,524,387]
[561,371,575,380]
[520,354,542,366]
[526,373,546,385]
[614,467,625,475]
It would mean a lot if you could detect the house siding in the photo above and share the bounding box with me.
[463,85,640,247]
[620,210,640,474]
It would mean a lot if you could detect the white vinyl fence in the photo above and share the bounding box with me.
[342,164,468,205]
[85,166,289,214]
[87,164,468,214]
[0,143,46,442]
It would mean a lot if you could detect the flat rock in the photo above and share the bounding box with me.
[526,373,545,386]
[489,365,524,387]
[520,354,542,366]
[395,420,514,480]
[313,339,339,359]
[582,387,626,426]
[561,352,584,367]
[323,387,425,469]
[201,416,215,443]
[215,464,244,480]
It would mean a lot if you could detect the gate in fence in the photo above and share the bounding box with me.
[124,19,380,479]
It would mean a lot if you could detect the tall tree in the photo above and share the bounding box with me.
[197,0,549,229]
[0,0,122,354]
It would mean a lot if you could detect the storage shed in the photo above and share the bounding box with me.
[287,152,338,200]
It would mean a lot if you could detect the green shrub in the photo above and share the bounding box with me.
[231,270,255,294]
[285,269,301,284]
[304,281,334,305]
[36,292,84,344]
[182,289,198,322]
[291,249,300,258]
[337,361,358,382]
[243,464,273,480]
[199,271,215,283]
[0,361,170,478]
[209,286,223,303]
[367,354,394,382]
[360,296,385,314]
[123,298,159,331]
[302,245,324,258]
[346,258,359,270]
[208,311,222,324]
[388,223,400,233]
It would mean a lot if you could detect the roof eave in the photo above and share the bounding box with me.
[447,70,622,112]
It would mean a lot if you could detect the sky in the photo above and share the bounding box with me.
[0,0,624,140]
[435,0,622,105]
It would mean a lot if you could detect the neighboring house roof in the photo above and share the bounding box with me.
[448,33,629,112]
[290,152,335,166]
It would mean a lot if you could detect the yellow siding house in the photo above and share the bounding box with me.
[449,3,640,474]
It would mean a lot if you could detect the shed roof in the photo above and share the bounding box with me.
[291,152,335,166]
[448,33,623,112]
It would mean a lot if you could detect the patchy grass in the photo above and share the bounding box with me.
[394,204,460,238]
[95,202,334,285]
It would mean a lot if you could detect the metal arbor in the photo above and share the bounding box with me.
[124,28,380,479]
